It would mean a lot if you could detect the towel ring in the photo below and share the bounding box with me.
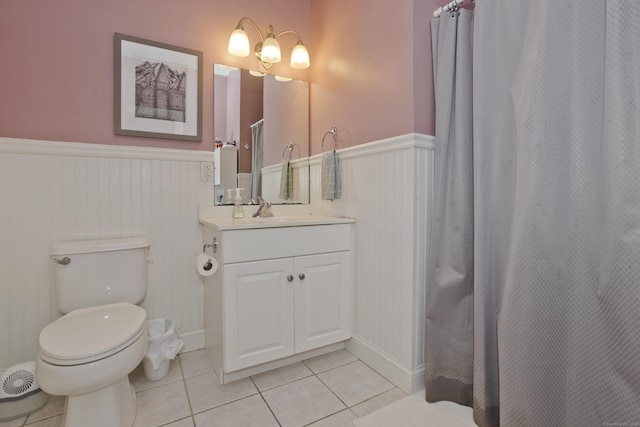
[281,141,300,161]
[321,126,339,152]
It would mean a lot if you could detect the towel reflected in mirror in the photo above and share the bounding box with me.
[279,161,293,200]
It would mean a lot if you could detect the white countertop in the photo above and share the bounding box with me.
[199,214,355,231]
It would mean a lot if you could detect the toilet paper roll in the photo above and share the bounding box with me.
[196,253,218,277]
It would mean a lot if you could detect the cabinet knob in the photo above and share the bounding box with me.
[298,273,305,280]
[287,275,294,282]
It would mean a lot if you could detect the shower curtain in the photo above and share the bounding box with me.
[250,119,264,200]
[425,6,475,407]
[426,1,640,426]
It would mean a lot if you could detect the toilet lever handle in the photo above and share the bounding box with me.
[53,257,71,265]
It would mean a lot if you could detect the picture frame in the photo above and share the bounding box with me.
[114,33,202,141]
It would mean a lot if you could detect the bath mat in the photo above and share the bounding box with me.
[352,396,475,427]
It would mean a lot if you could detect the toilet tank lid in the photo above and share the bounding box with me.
[51,237,149,256]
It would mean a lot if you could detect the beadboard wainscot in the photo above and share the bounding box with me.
[309,133,435,394]
[0,137,214,372]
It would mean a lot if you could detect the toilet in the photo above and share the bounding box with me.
[36,237,150,427]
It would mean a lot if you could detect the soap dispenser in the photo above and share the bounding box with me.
[225,188,234,205]
[232,188,245,221]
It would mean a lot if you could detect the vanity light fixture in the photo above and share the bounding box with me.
[227,17,310,70]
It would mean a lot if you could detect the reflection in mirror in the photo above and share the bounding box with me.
[213,64,309,206]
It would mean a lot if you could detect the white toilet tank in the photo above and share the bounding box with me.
[51,237,150,314]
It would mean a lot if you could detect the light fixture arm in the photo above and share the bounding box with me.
[235,18,303,46]
[235,17,265,44]
[274,29,303,42]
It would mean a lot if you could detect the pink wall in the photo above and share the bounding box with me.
[309,0,440,154]
[1,0,442,153]
[0,0,310,151]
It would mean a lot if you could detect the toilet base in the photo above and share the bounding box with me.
[62,376,136,427]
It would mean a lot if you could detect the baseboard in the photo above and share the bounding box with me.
[345,336,425,395]
[179,329,205,353]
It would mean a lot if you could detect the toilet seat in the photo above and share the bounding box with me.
[39,302,146,366]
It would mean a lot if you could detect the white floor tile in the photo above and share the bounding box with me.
[0,417,26,427]
[179,350,214,379]
[24,414,63,427]
[262,376,346,427]
[251,362,313,392]
[303,349,357,374]
[193,394,278,427]
[163,416,195,427]
[317,361,395,407]
[185,372,258,414]
[133,381,191,427]
[24,395,64,424]
[351,388,407,417]
[308,409,359,427]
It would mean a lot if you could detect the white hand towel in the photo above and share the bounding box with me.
[321,150,341,200]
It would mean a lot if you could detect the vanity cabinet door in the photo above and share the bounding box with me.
[224,258,295,372]
[294,251,352,353]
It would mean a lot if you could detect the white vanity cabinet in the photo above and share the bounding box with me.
[201,219,354,383]
[224,251,351,371]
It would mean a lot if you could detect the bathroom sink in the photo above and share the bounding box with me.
[199,215,354,230]
[250,216,307,223]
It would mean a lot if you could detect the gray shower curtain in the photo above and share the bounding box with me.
[426,1,640,426]
[425,6,475,407]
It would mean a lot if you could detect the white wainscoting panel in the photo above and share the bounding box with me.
[0,138,214,371]
[310,133,434,394]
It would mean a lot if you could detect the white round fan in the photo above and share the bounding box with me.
[0,361,48,422]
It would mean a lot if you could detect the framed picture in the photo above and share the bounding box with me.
[114,33,202,141]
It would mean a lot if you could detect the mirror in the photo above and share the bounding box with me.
[213,64,309,205]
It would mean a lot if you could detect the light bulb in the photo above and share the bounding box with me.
[228,27,250,57]
[290,41,310,69]
[261,36,281,64]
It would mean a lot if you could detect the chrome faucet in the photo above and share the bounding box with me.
[252,197,274,218]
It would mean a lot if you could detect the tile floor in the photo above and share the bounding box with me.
[2,349,414,427]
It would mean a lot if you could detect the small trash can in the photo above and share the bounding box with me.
[143,319,185,381]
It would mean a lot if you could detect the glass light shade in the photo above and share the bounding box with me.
[228,28,250,57]
[290,42,310,69]
[249,70,266,77]
[275,75,292,82]
[261,36,281,64]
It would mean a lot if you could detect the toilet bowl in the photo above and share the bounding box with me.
[36,303,147,427]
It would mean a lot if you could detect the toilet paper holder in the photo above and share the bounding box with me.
[203,238,218,254]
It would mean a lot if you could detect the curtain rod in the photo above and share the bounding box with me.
[433,0,472,18]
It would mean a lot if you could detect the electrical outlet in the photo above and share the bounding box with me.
[200,162,213,182]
